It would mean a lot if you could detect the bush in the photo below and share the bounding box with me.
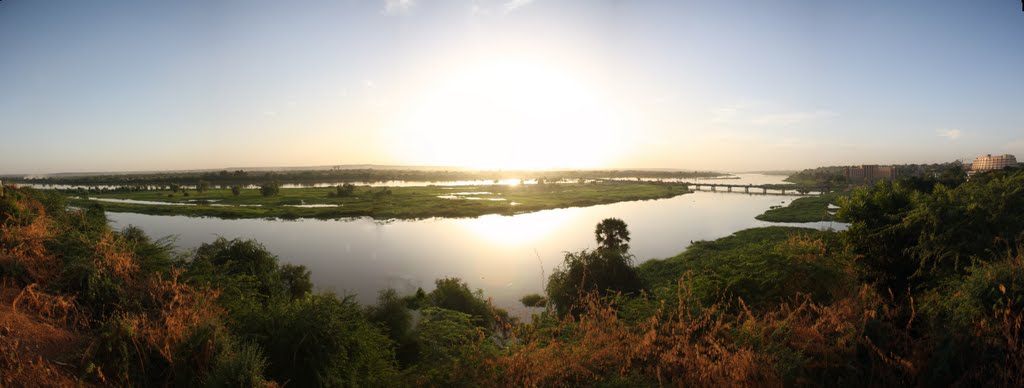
[407,307,497,385]
[205,341,268,387]
[547,249,644,317]
[234,293,397,387]
[172,321,232,385]
[367,288,417,366]
[279,263,312,299]
[186,238,310,310]
[259,183,279,197]
[337,183,356,197]
[428,277,497,328]
[519,293,547,308]
[118,225,174,275]
[638,227,853,312]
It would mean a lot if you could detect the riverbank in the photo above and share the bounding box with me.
[68,181,690,220]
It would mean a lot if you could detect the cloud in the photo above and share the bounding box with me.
[504,0,536,12]
[710,103,835,126]
[711,107,740,123]
[1001,138,1024,150]
[749,110,836,126]
[470,0,537,16]
[384,0,414,14]
[937,129,962,140]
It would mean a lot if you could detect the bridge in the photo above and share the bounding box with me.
[677,182,830,196]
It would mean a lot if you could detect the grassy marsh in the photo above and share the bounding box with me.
[67,182,690,220]
[754,193,839,223]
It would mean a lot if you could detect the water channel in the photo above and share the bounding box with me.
[104,174,841,316]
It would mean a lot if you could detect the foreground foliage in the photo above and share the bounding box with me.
[3,168,1024,386]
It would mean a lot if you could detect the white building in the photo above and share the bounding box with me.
[970,154,1017,173]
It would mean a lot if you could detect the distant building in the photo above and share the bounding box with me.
[969,154,1017,174]
[845,165,896,183]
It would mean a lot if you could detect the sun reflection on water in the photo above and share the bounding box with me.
[457,210,579,247]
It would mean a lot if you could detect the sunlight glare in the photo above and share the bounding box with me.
[390,60,627,170]
[458,210,577,247]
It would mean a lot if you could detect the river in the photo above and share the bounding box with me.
[105,174,840,316]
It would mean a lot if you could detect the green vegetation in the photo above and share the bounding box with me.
[518,293,547,307]
[4,167,1024,386]
[546,218,645,317]
[11,167,724,187]
[67,181,690,220]
[785,161,967,187]
[754,193,839,222]
[839,167,1024,294]
[639,227,854,308]
[784,165,849,186]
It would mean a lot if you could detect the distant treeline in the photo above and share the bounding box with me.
[785,161,965,186]
[9,168,724,186]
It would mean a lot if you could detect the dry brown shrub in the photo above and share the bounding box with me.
[777,233,828,264]
[136,270,223,364]
[492,281,781,387]
[0,335,77,387]
[11,283,86,328]
[743,286,902,385]
[92,231,140,282]
[0,196,58,282]
[1,278,89,386]
[632,284,779,387]
[493,295,638,386]
[992,306,1024,386]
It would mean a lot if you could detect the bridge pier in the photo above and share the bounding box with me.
[762,188,767,194]
[781,189,786,194]
[744,187,749,193]
[727,186,732,192]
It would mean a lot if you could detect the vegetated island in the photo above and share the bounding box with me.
[7,167,724,187]
[65,181,691,220]
[754,193,840,222]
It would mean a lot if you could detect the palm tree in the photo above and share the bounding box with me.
[594,218,630,252]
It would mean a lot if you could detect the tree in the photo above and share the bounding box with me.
[169,183,181,193]
[546,249,644,317]
[837,181,920,293]
[595,218,630,252]
[428,277,496,328]
[279,263,313,299]
[519,293,547,308]
[259,182,279,197]
[367,288,417,366]
[410,307,496,385]
[839,169,1024,294]
[187,237,311,306]
[234,294,397,387]
[198,180,210,193]
[337,183,356,197]
[231,185,242,196]
[547,219,644,317]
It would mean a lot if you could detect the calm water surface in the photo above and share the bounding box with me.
[106,174,840,315]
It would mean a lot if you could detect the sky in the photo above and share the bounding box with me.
[1,0,1023,174]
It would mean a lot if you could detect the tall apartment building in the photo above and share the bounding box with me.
[970,154,1017,173]
[845,165,896,183]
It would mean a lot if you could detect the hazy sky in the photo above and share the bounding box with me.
[2,0,1023,174]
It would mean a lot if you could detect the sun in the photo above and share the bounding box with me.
[388,60,627,170]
